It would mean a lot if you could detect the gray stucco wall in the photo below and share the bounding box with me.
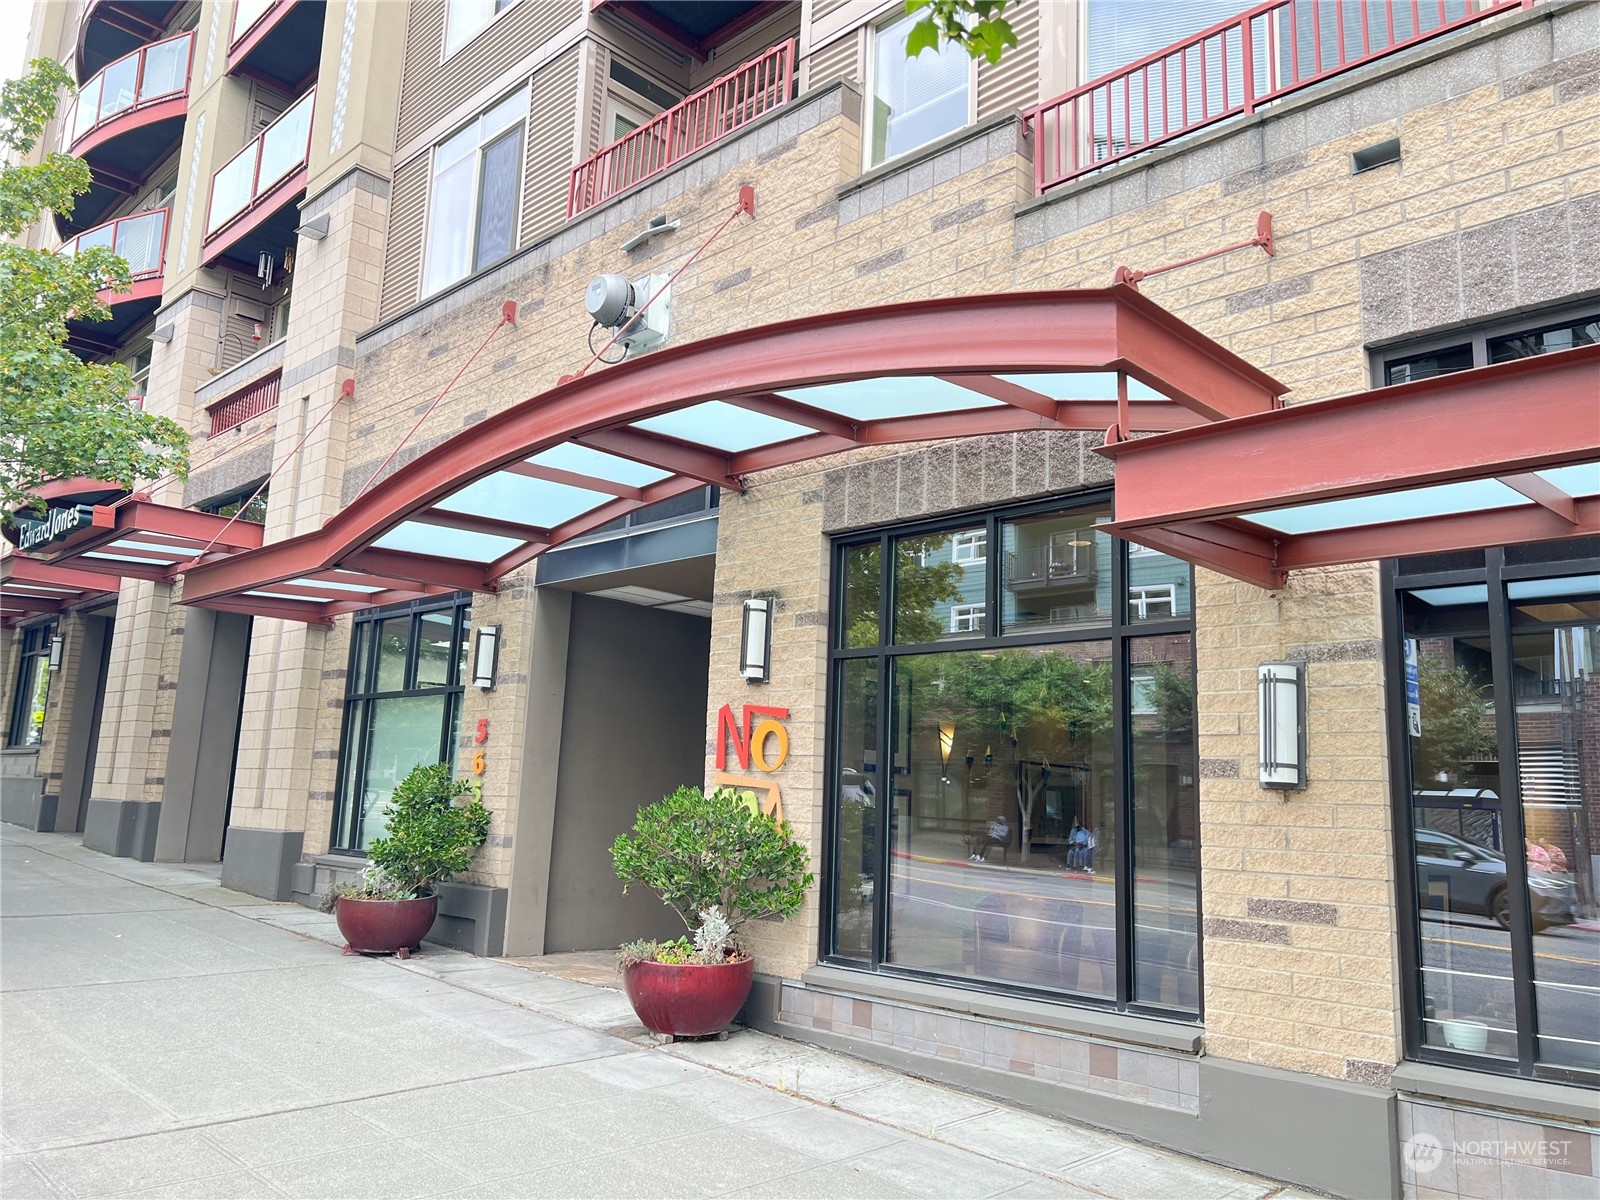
[543,595,710,952]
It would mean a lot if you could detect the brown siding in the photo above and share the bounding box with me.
[687,6,803,92]
[805,27,862,90]
[396,0,582,149]
[812,0,853,18]
[977,0,1040,118]
[523,46,582,246]
[380,153,429,320]
[581,40,608,162]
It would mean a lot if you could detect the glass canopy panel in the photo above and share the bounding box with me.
[434,471,610,528]
[81,551,173,566]
[1506,575,1600,601]
[774,376,1004,421]
[997,373,1168,401]
[632,402,815,452]
[1535,463,1600,497]
[244,590,331,601]
[1245,479,1527,536]
[287,577,382,593]
[371,522,521,562]
[105,540,188,557]
[1409,585,1490,607]
[528,443,671,487]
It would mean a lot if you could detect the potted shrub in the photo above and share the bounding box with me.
[611,784,812,1038]
[321,762,491,958]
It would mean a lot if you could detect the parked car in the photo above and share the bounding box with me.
[1415,827,1577,931]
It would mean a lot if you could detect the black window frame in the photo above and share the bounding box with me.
[1384,538,1600,1090]
[330,593,472,855]
[198,480,269,524]
[1372,301,1600,387]
[821,489,1203,1021]
[7,620,58,748]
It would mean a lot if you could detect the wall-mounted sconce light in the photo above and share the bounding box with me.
[472,624,500,691]
[48,634,65,671]
[150,324,174,344]
[295,214,330,241]
[740,598,771,683]
[1258,661,1307,791]
[938,722,955,782]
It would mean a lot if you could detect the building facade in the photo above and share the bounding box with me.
[4,2,1598,1196]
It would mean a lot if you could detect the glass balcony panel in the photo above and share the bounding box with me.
[139,37,187,101]
[233,0,277,40]
[208,149,257,232]
[97,55,138,120]
[257,92,314,192]
[114,210,166,276]
[76,224,116,253]
[73,76,102,140]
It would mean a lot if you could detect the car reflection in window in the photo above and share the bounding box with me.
[1415,827,1578,932]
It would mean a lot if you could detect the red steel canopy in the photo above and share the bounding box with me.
[181,288,1284,623]
[0,557,117,626]
[1101,344,1600,589]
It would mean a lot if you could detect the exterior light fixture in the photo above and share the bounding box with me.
[295,214,330,241]
[938,722,955,782]
[48,634,65,671]
[472,624,500,691]
[1258,661,1307,791]
[739,598,771,683]
[150,324,173,343]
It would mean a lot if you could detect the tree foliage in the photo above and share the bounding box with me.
[365,762,492,896]
[1414,659,1497,783]
[905,0,1018,65]
[611,785,813,939]
[843,537,965,648]
[0,59,188,514]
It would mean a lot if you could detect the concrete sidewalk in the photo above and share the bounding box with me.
[1,826,1310,1199]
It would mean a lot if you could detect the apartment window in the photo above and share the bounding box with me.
[8,622,58,748]
[951,530,986,563]
[1086,0,1252,78]
[1128,584,1176,620]
[949,602,985,634]
[1378,306,1600,386]
[869,7,971,166]
[443,0,515,57]
[827,496,1200,1016]
[200,483,269,524]
[333,596,472,852]
[1391,543,1600,1084]
[421,90,526,296]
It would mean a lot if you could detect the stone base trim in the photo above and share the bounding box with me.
[747,974,1399,1199]
[1399,1097,1598,1199]
[290,854,508,957]
[82,799,160,861]
[1,773,56,832]
[220,826,304,900]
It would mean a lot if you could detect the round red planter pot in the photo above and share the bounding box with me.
[335,894,439,957]
[621,956,755,1037]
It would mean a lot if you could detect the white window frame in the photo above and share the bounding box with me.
[863,5,977,171]
[949,602,985,634]
[1128,584,1176,620]
[420,89,528,298]
[951,530,986,563]
[443,0,518,61]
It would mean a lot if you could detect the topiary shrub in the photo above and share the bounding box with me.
[361,761,491,898]
[610,785,813,953]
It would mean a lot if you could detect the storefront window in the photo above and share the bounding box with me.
[7,621,57,748]
[333,596,471,853]
[827,496,1200,1015]
[1394,544,1600,1082]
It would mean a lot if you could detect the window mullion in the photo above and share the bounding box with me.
[1111,539,1133,1007]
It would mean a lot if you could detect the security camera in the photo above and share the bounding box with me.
[585,273,634,328]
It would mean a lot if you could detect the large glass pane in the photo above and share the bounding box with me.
[258,92,313,191]
[886,646,1116,996]
[840,543,881,649]
[1126,544,1192,623]
[139,37,187,101]
[473,127,520,272]
[423,153,474,294]
[1507,584,1600,1071]
[832,659,879,961]
[1385,344,1473,385]
[1488,314,1600,363]
[74,75,102,139]
[1130,634,1199,1011]
[373,616,413,692]
[16,656,50,747]
[1001,506,1113,634]
[870,9,969,165]
[209,149,256,232]
[414,610,456,689]
[893,526,987,644]
[76,224,115,254]
[348,694,448,848]
[114,211,166,276]
[98,54,138,119]
[1403,591,1518,1058]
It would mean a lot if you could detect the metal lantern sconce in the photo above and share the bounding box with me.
[472,625,500,691]
[740,598,771,683]
[48,634,65,671]
[938,722,955,783]
[1258,661,1307,791]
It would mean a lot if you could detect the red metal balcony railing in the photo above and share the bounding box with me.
[207,369,281,437]
[1025,0,1532,195]
[206,88,315,237]
[58,207,169,289]
[568,39,796,218]
[66,30,194,154]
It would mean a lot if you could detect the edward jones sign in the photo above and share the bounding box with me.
[17,505,94,551]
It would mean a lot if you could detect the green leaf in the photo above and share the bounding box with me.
[905,17,943,58]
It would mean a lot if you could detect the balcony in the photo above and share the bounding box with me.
[59,208,169,356]
[568,39,796,218]
[1026,0,1531,195]
[202,88,315,273]
[228,0,326,92]
[62,31,193,234]
[1004,542,1098,594]
[76,1,186,81]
